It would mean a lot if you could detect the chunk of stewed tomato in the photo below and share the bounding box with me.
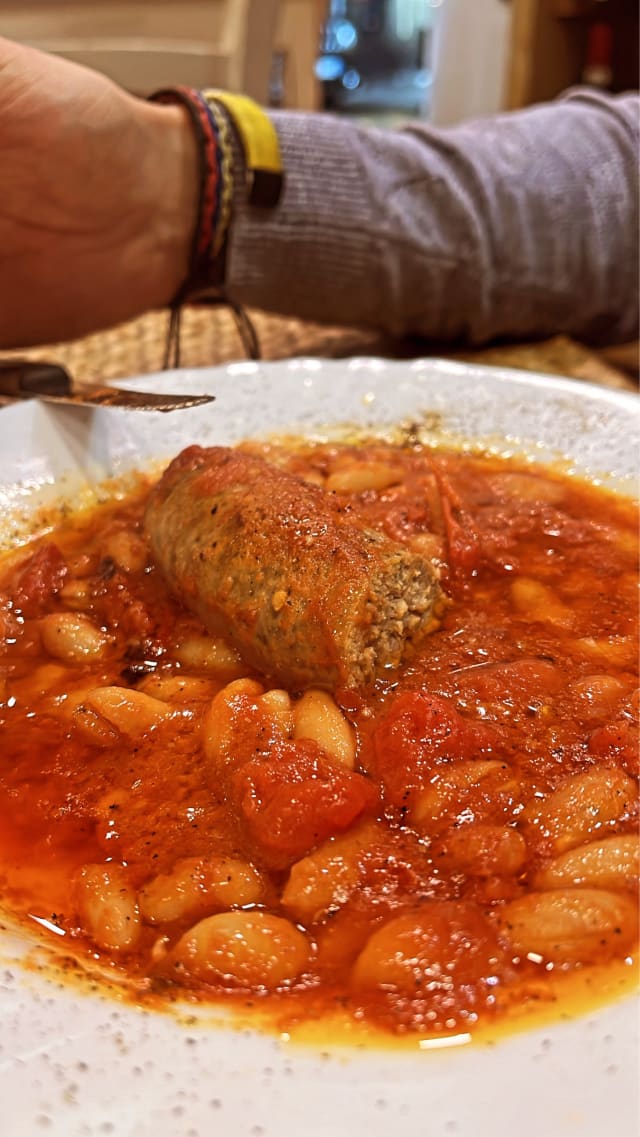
[233,739,379,869]
[11,543,67,616]
[372,691,498,811]
[588,716,639,777]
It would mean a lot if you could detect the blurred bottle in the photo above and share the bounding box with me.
[581,19,613,89]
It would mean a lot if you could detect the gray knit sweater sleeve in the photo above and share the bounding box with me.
[226,90,638,345]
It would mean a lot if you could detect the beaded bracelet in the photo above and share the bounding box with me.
[149,86,283,367]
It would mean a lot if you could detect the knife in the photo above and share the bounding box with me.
[0,360,215,412]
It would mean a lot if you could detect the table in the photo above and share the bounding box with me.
[3,306,638,395]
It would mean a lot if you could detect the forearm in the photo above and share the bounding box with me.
[227,91,639,345]
[2,31,636,351]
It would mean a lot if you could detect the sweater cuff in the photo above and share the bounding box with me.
[225,111,378,328]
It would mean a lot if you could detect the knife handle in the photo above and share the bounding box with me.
[0,360,72,398]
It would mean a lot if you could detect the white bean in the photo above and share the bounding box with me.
[293,689,355,769]
[51,686,120,746]
[40,612,111,663]
[102,530,148,573]
[301,470,325,487]
[0,592,20,640]
[412,760,520,830]
[65,553,92,577]
[568,675,627,724]
[491,472,565,505]
[282,820,380,924]
[82,685,171,734]
[521,767,637,854]
[58,579,92,611]
[258,688,294,737]
[74,863,141,952]
[533,835,640,892]
[14,662,68,699]
[497,888,638,964]
[510,578,573,629]
[352,901,500,994]
[170,911,310,987]
[139,856,264,925]
[433,824,527,877]
[408,532,444,562]
[326,462,402,494]
[573,636,637,669]
[138,673,216,703]
[173,634,245,678]
[201,678,264,769]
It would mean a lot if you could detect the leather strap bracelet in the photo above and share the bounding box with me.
[148,86,284,367]
[203,90,284,211]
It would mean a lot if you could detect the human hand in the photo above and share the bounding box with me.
[0,37,198,347]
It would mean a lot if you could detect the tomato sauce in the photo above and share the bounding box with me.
[0,440,637,1042]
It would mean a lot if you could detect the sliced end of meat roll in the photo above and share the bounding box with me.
[349,533,443,686]
[144,445,446,691]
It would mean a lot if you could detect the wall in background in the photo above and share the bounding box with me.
[430,0,512,125]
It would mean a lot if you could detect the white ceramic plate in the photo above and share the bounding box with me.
[0,358,638,1137]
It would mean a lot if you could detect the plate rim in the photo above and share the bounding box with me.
[0,355,638,1137]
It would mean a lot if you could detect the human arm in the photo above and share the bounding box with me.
[0,35,637,349]
[228,91,639,345]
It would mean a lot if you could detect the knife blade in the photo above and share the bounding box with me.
[0,360,215,412]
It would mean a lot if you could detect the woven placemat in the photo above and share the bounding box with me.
[3,308,384,382]
[2,306,637,391]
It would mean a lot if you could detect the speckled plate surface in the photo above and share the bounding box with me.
[0,358,638,1137]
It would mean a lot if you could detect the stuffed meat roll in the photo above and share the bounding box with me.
[144,445,444,690]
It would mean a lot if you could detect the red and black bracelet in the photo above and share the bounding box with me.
[149,85,222,302]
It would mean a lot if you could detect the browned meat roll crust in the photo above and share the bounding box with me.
[144,445,445,691]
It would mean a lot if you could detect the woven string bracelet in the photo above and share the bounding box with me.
[197,94,260,362]
[151,86,258,367]
[148,86,283,366]
[148,86,219,295]
[203,96,234,261]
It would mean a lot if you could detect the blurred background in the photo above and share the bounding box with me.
[1,0,637,126]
